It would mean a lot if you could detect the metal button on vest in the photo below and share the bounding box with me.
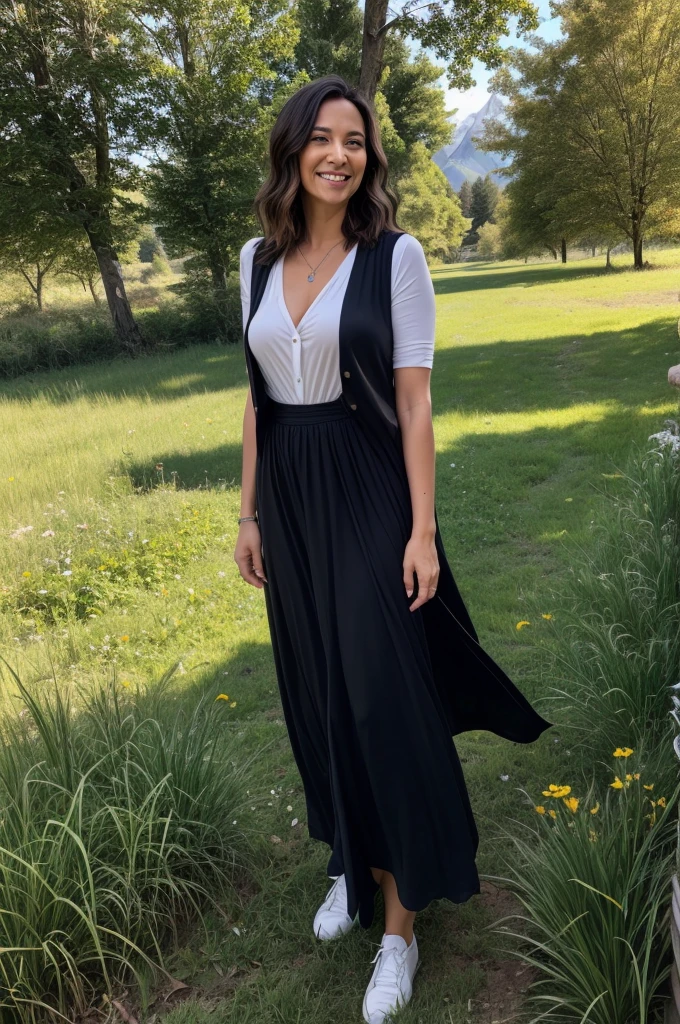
[343,370,350,377]
[350,403,357,410]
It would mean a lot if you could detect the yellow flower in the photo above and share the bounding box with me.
[535,805,546,815]
[215,694,230,701]
[564,497,573,502]
[516,620,531,630]
[541,613,553,620]
[633,773,640,780]
[230,701,237,708]
[563,796,579,813]
[657,796,666,808]
[613,747,634,758]
[8,476,14,481]
[541,784,571,799]
[610,777,624,789]
[22,571,31,578]
[121,680,131,688]
[120,635,129,642]
[625,773,633,781]
[548,809,557,819]
[590,802,600,815]
[643,783,654,791]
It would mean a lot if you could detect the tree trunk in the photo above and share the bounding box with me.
[606,246,612,268]
[36,267,44,311]
[359,0,390,101]
[87,231,145,353]
[633,232,644,269]
[561,237,567,263]
[88,274,101,306]
[591,245,596,257]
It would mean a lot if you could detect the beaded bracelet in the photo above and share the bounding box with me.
[238,515,258,525]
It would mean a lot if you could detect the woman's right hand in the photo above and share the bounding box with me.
[234,520,268,588]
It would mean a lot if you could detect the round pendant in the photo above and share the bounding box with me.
[307,273,315,282]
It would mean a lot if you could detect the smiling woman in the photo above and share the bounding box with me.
[232,73,552,1024]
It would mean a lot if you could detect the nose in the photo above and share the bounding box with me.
[328,139,349,166]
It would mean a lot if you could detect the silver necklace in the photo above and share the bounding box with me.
[297,239,344,282]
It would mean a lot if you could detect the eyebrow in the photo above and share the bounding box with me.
[311,125,365,138]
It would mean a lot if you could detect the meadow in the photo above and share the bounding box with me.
[1,247,679,1022]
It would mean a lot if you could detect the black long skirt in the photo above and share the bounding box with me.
[255,396,481,929]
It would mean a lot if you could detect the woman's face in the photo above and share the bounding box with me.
[298,97,368,210]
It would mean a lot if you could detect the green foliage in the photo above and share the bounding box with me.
[482,0,680,266]
[0,663,251,1023]
[476,221,502,259]
[3,502,220,626]
[540,433,680,755]
[492,756,680,1023]
[395,141,468,260]
[143,0,299,319]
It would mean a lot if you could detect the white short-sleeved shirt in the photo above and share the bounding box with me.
[239,232,435,404]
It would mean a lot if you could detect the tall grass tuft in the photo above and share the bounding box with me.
[0,661,252,1023]
[541,430,680,756]
[490,765,680,1023]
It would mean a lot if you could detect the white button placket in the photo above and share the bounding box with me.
[292,332,303,399]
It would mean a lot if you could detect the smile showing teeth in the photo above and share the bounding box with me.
[318,172,350,181]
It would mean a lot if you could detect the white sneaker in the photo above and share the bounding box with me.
[313,874,357,940]
[362,932,420,1023]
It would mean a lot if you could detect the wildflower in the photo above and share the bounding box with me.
[548,809,557,819]
[516,620,531,630]
[633,773,640,780]
[535,805,546,815]
[541,613,553,620]
[120,635,129,642]
[588,828,598,843]
[215,694,230,701]
[22,571,31,577]
[610,777,624,789]
[230,701,237,708]
[590,802,600,815]
[657,796,666,808]
[564,497,573,502]
[613,747,634,758]
[563,797,579,813]
[287,805,293,812]
[121,680,131,688]
[625,773,633,781]
[542,784,571,799]
[643,783,654,791]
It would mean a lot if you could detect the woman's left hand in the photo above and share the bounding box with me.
[403,533,440,611]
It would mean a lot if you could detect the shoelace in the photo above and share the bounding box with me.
[368,944,407,993]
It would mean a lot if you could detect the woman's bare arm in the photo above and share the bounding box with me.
[234,387,267,587]
[394,366,439,611]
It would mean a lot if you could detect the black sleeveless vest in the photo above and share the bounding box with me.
[242,226,553,744]
[243,227,405,453]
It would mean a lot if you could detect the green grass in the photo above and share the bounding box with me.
[0,247,679,1022]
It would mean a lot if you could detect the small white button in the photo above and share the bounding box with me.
[292,336,297,342]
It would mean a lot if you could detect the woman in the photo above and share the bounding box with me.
[234,74,552,1023]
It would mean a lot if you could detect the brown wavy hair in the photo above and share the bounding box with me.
[252,75,402,266]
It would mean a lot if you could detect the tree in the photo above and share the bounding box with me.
[479,0,680,269]
[0,0,151,350]
[477,221,501,259]
[359,0,541,103]
[458,180,473,217]
[140,0,298,322]
[395,141,468,260]
[469,174,499,233]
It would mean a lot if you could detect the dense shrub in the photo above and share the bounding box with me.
[0,663,252,1023]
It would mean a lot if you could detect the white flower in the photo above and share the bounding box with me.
[500,774,510,782]
[287,805,293,811]
[291,818,298,827]
[62,570,72,576]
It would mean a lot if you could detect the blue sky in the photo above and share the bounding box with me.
[433,0,564,120]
